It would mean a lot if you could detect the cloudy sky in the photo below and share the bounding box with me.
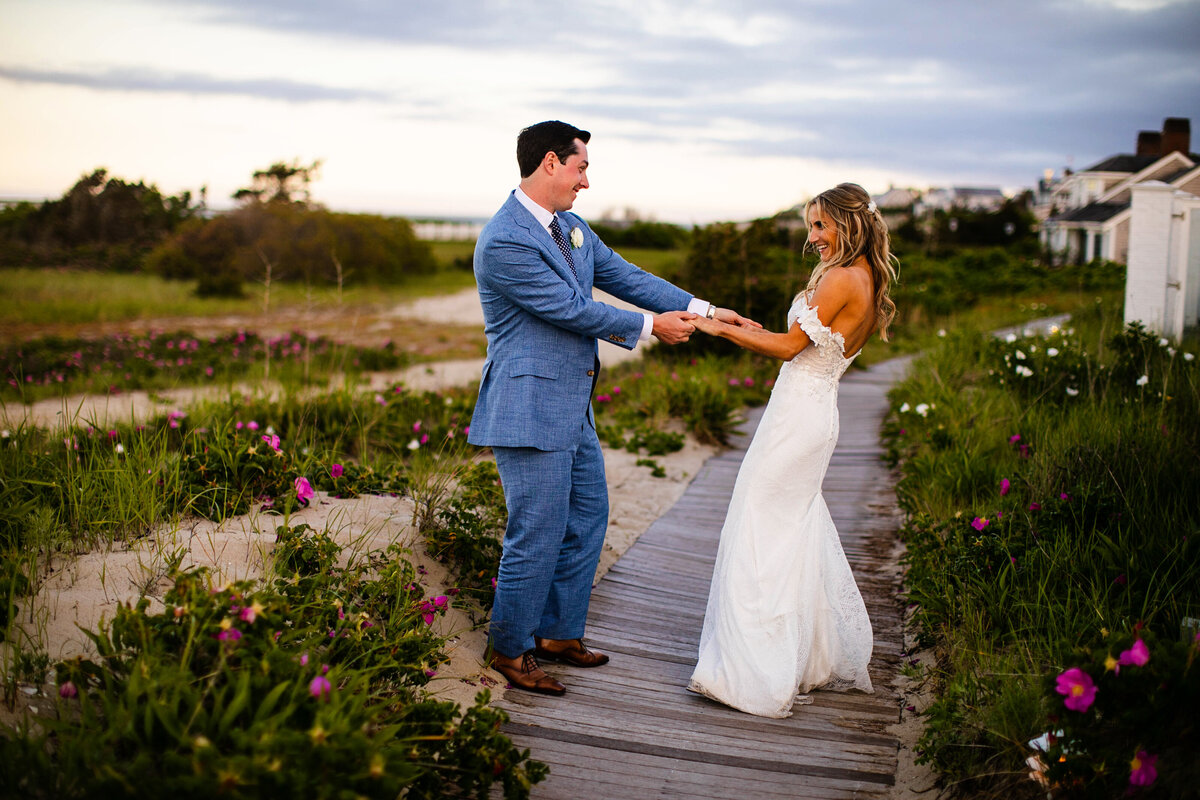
[2,0,1198,224]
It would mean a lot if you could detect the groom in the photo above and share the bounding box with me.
[469,120,755,694]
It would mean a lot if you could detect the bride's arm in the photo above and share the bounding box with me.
[692,315,810,361]
[693,274,852,361]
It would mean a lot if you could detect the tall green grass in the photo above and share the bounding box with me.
[0,267,480,332]
[888,300,1199,797]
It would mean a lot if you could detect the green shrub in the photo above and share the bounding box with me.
[888,303,1200,796]
[146,205,436,293]
[589,220,691,250]
[425,461,507,610]
[1,547,546,798]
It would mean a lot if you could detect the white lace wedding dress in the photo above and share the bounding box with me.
[688,294,875,718]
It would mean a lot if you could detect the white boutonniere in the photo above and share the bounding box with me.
[570,226,583,249]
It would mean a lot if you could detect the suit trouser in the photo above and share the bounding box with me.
[489,425,608,658]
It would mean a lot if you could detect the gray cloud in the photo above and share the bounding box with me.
[0,65,390,103]
[14,0,1200,190]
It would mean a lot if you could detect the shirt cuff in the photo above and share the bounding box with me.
[640,299,710,344]
[638,313,654,343]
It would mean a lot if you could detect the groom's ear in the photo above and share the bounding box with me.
[542,150,563,174]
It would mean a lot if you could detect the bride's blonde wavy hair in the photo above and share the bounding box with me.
[802,183,899,341]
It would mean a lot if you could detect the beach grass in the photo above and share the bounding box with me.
[886,298,1200,797]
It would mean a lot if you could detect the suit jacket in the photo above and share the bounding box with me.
[467,192,693,451]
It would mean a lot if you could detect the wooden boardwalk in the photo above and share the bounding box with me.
[497,356,912,799]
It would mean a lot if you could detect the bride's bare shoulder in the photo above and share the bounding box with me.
[814,265,871,302]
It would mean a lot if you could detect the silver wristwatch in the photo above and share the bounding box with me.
[706,304,717,320]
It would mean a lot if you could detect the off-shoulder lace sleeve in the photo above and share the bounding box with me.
[795,302,846,353]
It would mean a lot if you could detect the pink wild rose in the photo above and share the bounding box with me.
[1118,638,1150,668]
[1055,667,1097,712]
[971,517,989,532]
[331,463,344,479]
[295,477,315,506]
[59,681,78,699]
[309,675,332,701]
[1129,751,1158,788]
[1000,479,1011,496]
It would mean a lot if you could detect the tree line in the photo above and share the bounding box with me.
[0,161,434,296]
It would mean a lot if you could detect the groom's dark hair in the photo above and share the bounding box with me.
[517,121,591,178]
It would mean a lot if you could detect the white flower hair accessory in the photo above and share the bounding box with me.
[867,201,877,213]
[570,226,584,249]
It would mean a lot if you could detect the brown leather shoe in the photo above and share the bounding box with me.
[487,650,566,696]
[534,637,610,668]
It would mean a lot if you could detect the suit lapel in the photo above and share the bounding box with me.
[505,193,581,289]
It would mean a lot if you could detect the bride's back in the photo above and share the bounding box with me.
[811,263,876,358]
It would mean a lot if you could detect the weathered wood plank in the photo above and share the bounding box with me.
[495,358,909,799]
[518,740,890,799]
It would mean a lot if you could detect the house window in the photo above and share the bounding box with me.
[1093,233,1105,261]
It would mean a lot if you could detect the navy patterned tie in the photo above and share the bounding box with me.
[548,217,579,282]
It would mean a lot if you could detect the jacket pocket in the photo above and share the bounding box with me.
[507,357,560,379]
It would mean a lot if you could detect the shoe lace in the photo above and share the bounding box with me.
[521,652,540,675]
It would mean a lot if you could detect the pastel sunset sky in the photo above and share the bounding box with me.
[2,0,1197,223]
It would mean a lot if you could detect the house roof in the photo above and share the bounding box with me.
[1159,166,1195,184]
[1052,202,1128,223]
[1085,153,1200,173]
[1085,154,1162,173]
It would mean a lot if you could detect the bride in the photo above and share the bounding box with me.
[686,183,899,718]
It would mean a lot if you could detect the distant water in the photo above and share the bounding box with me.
[412,219,484,241]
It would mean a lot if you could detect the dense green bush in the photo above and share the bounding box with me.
[891,248,1124,325]
[895,199,1038,250]
[147,204,436,295]
[589,220,691,250]
[670,219,807,355]
[887,304,1199,797]
[0,169,198,270]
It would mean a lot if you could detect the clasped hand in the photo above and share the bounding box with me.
[652,308,761,344]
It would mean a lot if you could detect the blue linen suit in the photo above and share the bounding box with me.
[469,191,693,658]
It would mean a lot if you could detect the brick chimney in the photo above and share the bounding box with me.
[1161,117,1191,156]
[1136,130,1162,156]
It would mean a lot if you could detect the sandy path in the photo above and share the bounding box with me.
[4,286,714,713]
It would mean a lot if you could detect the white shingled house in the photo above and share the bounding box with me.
[1041,118,1200,265]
